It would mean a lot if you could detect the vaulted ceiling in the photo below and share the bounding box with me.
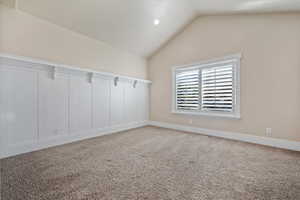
[4,0,300,57]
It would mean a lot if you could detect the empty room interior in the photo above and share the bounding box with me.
[1,0,300,199]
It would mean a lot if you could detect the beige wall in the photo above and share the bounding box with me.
[0,0,15,8]
[0,5,147,79]
[148,13,300,142]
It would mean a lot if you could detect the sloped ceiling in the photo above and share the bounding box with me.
[4,0,300,57]
[192,0,300,14]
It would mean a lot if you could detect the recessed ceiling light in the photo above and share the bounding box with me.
[154,19,160,26]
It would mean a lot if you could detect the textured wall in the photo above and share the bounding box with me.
[148,13,300,141]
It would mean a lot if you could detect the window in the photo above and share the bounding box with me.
[173,54,241,118]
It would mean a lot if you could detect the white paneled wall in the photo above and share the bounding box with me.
[0,55,150,158]
[110,80,125,126]
[38,71,69,139]
[1,68,38,148]
[92,77,110,129]
[69,75,93,134]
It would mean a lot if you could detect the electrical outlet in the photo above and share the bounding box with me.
[189,119,193,124]
[266,128,272,137]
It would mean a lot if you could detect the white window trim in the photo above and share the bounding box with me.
[172,53,241,119]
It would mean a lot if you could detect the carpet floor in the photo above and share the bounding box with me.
[1,126,300,200]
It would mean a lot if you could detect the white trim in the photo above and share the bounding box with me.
[0,121,148,159]
[0,53,152,84]
[149,121,300,152]
[173,53,242,70]
[2,120,299,158]
[171,110,240,119]
[172,53,241,119]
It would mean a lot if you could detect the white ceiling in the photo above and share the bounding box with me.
[14,0,300,57]
[192,0,300,14]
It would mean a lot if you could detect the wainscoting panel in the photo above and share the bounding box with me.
[110,80,125,126]
[38,71,69,140]
[1,68,38,150]
[92,76,111,129]
[69,74,93,134]
[124,81,137,124]
[0,54,151,158]
[137,83,149,121]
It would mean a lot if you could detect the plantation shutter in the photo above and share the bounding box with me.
[176,70,199,111]
[201,64,233,112]
[173,55,240,117]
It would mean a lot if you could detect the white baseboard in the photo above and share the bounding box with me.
[1,121,148,159]
[149,121,300,152]
[2,120,299,159]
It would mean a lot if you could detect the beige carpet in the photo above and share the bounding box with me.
[1,126,300,200]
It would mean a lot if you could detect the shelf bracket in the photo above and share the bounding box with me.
[133,80,138,88]
[89,72,94,83]
[52,66,57,80]
[114,77,119,86]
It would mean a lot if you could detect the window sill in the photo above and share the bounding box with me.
[171,110,241,119]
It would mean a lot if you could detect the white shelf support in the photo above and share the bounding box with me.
[114,77,119,86]
[89,72,94,83]
[133,80,138,88]
[52,66,57,80]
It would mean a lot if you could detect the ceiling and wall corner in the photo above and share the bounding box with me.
[1,0,300,78]
[0,4,148,79]
[2,0,299,59]
[190,0,300,15]
[13,0,197,58]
